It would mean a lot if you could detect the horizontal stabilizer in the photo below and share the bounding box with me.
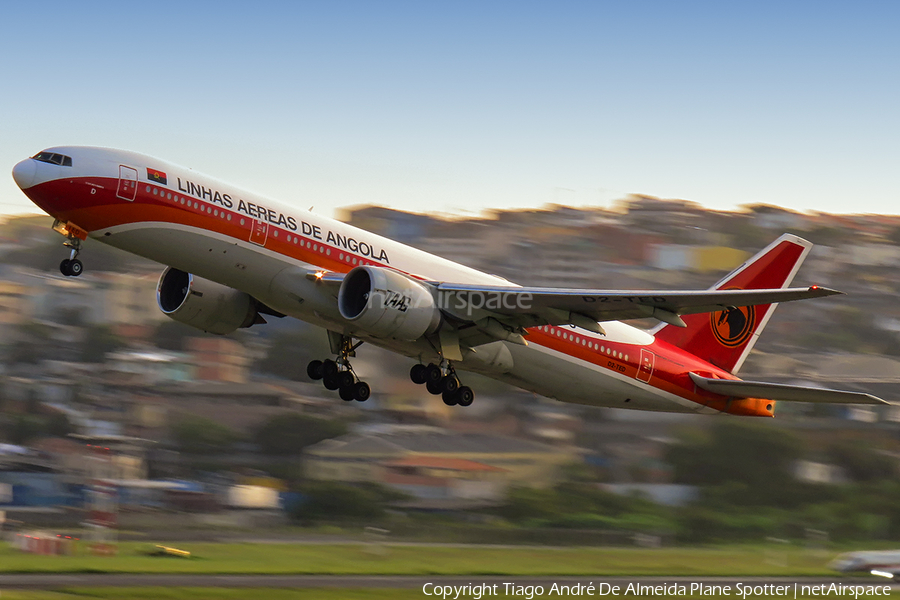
[689,372,888,405]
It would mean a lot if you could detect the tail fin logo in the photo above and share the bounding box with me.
[710,303,756,347]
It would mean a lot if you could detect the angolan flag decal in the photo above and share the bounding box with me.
[147,168,167,185]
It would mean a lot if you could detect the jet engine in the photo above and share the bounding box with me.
[157,267,259,335]
[338,266,441,341]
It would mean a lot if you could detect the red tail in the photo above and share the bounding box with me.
[653,234,812,374]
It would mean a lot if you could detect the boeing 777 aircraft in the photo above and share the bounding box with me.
[11,147,887,413]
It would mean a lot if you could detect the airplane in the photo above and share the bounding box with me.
[831,550,900,580]
[11,146,888,413]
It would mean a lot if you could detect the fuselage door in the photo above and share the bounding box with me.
[116,165,138,201]
[250,219,268,246]
[636,348,656,383]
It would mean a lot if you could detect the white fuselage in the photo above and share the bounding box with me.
[13,146,732,414]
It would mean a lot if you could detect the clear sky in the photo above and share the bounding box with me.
[1,1,898,218]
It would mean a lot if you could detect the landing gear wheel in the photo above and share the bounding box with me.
[424,363,442,384]
[312,335,373,401]
[307,360,324,380]
[322,359,338,379]
[456,386,474,407]
[323,373,340,390]
[338,371,355,389]
[441,376,460,394]
[68,259,83,276]
[56,228,84,277]
[425,380,443,395]
[442,389,459,406]
[410,364,427,385]
[353,381,371,402]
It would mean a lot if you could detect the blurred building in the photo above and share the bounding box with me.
[618,195,708,235]
[29,273,104,325]
[186,337,251,383]
[649,244,749,273]
[844,243,900,268]
[744,204,813,231]
[338,205,433,244]
[99,272,166,327]
[383,456,508,507]
[0,280,33,325]
[304,427,577,489]
[0,268,164,329]
[105,349,192,384]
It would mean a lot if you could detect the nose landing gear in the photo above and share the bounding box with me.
[52,220,86,277]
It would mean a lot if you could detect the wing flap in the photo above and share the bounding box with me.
[689,373,888,405]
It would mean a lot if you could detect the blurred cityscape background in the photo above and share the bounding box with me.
[1,195,899,546]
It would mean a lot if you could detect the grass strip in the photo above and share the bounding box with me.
[0,543,842,576]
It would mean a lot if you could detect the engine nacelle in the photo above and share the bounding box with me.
[157,267,258,335]
[338,266,441,341]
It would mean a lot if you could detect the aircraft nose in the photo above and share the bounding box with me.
[12,159,36,189]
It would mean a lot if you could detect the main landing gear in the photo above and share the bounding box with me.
[307,334,474,408]
[409,362,474,407]
[307,335,371,402]
[59,236,84,277]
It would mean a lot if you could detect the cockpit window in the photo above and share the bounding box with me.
[32,151,72,167]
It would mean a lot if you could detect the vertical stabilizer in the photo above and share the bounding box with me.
[653,234,812,374]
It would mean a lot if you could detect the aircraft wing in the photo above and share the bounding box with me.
[308,269,839,338]
[434,283,840,329]
[689,373,889,405]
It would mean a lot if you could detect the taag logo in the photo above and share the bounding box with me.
[710,304,755,347]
